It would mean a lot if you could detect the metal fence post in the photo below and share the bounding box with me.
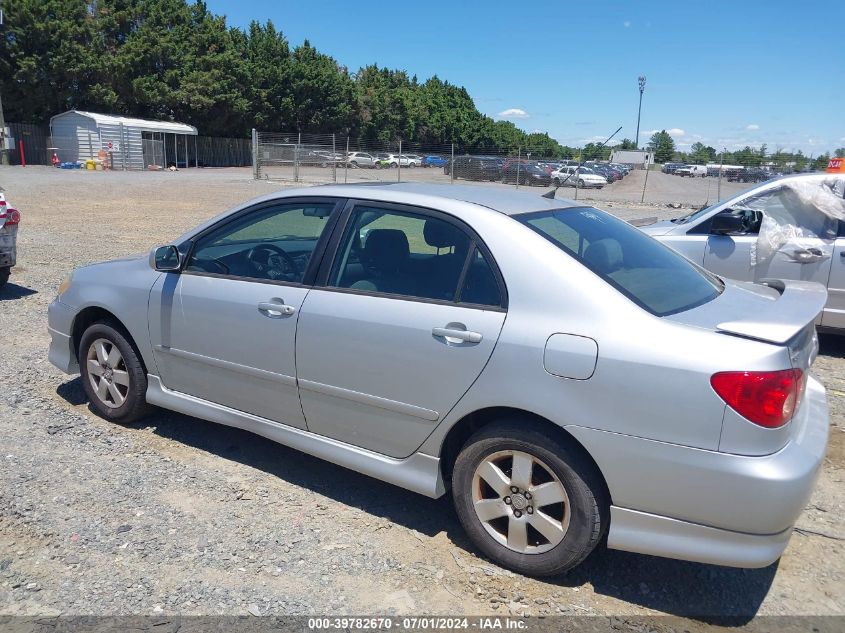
[344,137,349,183]
[450,143,454,184]
[332,133,337,183]
[251,128,258,179]
[397,140,402,182]
[516,147,521,189]
[120,123,126,170]
[296,132,301,182]
[718,149,724,201]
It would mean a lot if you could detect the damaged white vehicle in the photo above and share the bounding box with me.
[640,174,845,331]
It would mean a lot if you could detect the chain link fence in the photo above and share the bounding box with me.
[252,130,833,208]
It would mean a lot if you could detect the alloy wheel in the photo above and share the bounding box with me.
[86,338,130,409]
[471,450,570,554]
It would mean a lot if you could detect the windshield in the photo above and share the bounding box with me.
[672,180,771,224]
[518,207,723,316]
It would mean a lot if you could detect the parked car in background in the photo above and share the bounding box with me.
[446,156,501,181]
[662,162,685,174]
[422,155,449,168]
[587,164,621,183]
[404,154,423,167]
[728,168,771,183]
[376,154,419,168]
[346,152,377,169]
[641,173,845,330]
[550,166,605,189]
[676,165,708,178]
[609,163,631,176]
[0,192,20,289]
[48,182,830,577]
[501,162,552,186]
[298,150,334,167]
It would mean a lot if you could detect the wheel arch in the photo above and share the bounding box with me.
[437,406,612,504]
[71,305,150,374]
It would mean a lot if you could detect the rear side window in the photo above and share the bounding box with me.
[519,207,723,316]
[328,206,504,308]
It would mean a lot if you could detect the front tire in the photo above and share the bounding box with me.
[452,420,607,576]
[79,321,151,423]
[0,267,9,289]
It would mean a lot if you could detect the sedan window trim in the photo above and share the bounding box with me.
[311,284,508,313]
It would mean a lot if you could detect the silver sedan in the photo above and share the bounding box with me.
[641,173,845,330]
[48,183,829,576]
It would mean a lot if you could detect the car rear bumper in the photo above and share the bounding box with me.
[0,230,16,267]
[607,507,793,568]
[568,375,829,567]
[48,299,79,374]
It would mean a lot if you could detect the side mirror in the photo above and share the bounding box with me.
[710,211,745,235]
[151,245,182,272]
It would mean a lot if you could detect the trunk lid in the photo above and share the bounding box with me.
[666,278,826,349]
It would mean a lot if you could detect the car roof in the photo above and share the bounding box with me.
[278,182,583,216]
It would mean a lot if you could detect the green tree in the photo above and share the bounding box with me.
[0,0,100,122]
[835,148,845,158]
[618,138,637,150]
[812,153,831,171]
[647,130,676,163]
[689,142,716,164]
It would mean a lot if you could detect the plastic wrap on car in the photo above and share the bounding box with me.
[751,176,845,266]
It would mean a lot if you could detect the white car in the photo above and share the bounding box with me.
[550,166,605,189]
[345,152,377,168]
[677,165,707,177]
[377,154,419,168]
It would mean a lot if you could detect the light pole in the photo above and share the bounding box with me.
[635,75,646,149]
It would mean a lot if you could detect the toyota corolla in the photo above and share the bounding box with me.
[48,183,829,576]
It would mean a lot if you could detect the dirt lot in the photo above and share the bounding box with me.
[0,166,842,621]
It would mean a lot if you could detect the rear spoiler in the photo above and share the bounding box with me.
[716,279,827,344]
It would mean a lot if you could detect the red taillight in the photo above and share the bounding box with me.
[711,369,804,428]
[1,208,20,226]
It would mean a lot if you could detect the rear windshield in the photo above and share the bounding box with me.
[518,207,723,316]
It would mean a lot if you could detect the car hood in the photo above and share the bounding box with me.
[79,252,148,271]
[637,219,677,235]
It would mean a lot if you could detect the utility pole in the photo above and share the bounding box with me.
[635,75,646,149]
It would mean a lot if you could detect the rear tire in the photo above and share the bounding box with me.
[79,321,152,424]
[0,267,9,290]
[452,420,608,576]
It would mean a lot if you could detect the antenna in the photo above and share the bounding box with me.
[542,126,623,199]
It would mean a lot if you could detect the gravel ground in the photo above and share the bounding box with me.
[0,166,842,621]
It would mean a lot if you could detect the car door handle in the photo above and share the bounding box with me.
[432,327,483,344]
[258,301,296,317]
[787,248,829,264]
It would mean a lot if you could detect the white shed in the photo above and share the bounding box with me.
[49,111,198,170]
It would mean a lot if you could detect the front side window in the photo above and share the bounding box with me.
[186,202,335,283]
[329,206,503,307]
[520,207,723,316]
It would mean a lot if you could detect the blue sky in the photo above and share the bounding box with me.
[205,0,843,154]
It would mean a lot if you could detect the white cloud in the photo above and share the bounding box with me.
[643,128,685,137]
[623,21,631,27]
[497,108,529,119]
[746,124,760,131]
